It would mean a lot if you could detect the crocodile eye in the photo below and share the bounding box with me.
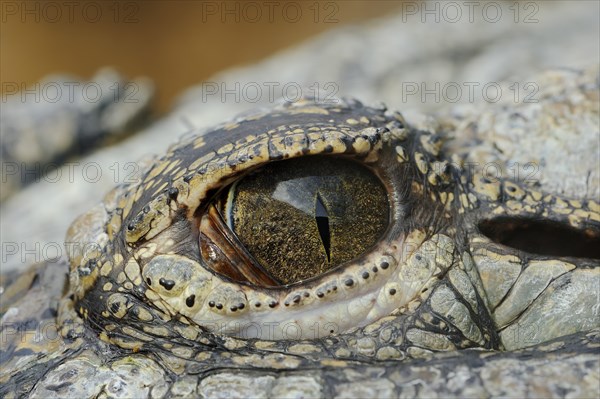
[199,156,390,286]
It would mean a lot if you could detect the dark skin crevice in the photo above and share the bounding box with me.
[478,217,600,259]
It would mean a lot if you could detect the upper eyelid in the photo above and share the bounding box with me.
[123,122,390,246]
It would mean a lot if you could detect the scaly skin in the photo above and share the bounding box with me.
[1,96,598,398]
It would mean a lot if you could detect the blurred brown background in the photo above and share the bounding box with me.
[1,1,403,113]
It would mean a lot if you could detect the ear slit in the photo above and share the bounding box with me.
[478,217,600,259]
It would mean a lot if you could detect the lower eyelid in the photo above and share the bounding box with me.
[143,229,448,341]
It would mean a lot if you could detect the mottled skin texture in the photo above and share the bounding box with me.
[1,97,599,398]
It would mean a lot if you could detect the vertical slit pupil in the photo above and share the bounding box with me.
[315,193,331,263]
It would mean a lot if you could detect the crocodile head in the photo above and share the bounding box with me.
[1,97,598,397]
[67,97,599,355]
